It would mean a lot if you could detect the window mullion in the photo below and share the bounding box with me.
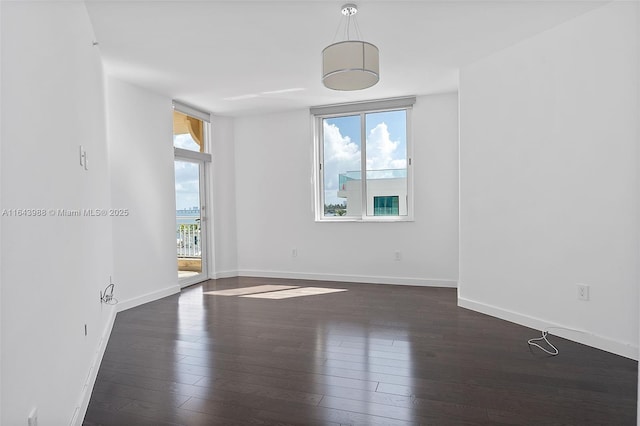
[318,117,325,219]
[360,112,367,219]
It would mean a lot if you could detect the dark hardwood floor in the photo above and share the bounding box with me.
[84,277,637,425]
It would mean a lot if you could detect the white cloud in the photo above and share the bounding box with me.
[173,134,199,151]
[323,121,361,203]
[322,121,405,205]
[174,161,200,210]
[366,123,406,171]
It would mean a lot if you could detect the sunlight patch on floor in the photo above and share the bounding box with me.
[203,284,299,296]
[240,287,347,299]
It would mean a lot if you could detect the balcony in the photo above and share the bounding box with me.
[338,168,407,197]
[336,168,408,216]
[177,216,201,276]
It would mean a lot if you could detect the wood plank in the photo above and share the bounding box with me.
[83,277,638,425]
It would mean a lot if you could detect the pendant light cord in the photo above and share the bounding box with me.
[352,15,362,40]
[330,7,364,43]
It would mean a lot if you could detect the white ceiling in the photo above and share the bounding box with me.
[85,0,606,116]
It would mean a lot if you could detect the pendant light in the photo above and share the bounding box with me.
[322,4,380,91]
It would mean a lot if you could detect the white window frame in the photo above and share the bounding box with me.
[312,96,415,222]
[172,100,214,287]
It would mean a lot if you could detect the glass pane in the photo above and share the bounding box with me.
[323,115,361,217]
[175,160,202,278]
[173,111,205,152]
[365,110,407,216]
[374,196,399,216]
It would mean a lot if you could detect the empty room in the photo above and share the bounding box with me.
[1,0,638,425]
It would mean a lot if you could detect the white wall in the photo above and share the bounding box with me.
[233,93,459,286]
[107,78,180,306]
[459,1,639,358]
[637,2,640,421]
[210,116,238,277]
[0,1,3,422]
[1,2,114,424]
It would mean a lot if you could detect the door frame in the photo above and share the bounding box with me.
[175,148,212,288]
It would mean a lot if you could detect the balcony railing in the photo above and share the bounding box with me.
[338,168,407,190]
[176,216,201,258]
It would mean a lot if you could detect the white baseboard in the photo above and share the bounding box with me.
[210,270,239,279]
[72,306,117,426]
[236,269,457,288]
[72,284,181,425]
[458,296,638,360]
[116,284,181,312]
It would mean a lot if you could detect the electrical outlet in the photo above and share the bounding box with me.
[577,284,590,301]
[394,251,401,261]
[84,324,87,336]
[292,248,298,258]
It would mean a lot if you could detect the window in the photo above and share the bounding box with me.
[312,97,415,221]
[173,111,204,152]
[172,100,212,287]
[374,196,399,216]
[173,101,210,153]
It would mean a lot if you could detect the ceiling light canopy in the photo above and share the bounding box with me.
[322,4,379,91]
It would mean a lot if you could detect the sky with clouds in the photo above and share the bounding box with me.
[323,110,407,205]
[174,134,201,211]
